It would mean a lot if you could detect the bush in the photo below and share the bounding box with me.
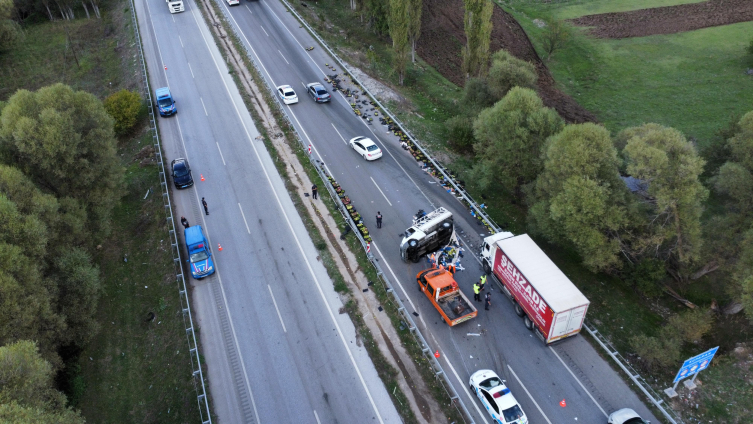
[625,258,666,298]
[444,115,476,153]
[668,309,713,344]
[631,333,681,372]
[461,77,498,114]
[104,90,143,136]
[487,50,538,100]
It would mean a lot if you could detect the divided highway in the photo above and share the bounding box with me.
[134,0,402,422]
[216,0,663,423]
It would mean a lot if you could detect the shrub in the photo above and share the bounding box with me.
[625,258,666,298]
[487,50,538,99]
[667,309,713,344]
[461,77,497,114]
[104,90,143,136]
[444,115,476,153]
[631,332,681,372]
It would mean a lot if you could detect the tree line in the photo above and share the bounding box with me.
[0,83,139,421]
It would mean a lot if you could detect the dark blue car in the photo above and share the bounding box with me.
[171,158,193,188]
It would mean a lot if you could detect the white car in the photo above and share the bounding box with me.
[349,136,382,161]
[469,370,528,424]
[608,408,650,424]
[276,85,298,105]
[226,0,239,4]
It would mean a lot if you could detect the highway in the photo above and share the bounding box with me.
[215,0,663,423]
[134,0,402,422]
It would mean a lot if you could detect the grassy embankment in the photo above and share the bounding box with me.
[0,2,201,422]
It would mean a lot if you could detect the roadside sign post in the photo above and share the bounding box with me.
[664,346,718,398]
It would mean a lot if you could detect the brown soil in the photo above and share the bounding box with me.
[416,0,597,123]
[570,0,753,39]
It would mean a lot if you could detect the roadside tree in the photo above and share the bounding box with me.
[0,83,124,237]
[486,49,537,100]
[462,0,494,78]
[472,87,562,195]
[388,0,409,85]
[529,123,632,272]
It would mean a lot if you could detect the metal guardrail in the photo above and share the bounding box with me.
[127,2,212,422]
[584,322,683,424]
[207,0,473,421]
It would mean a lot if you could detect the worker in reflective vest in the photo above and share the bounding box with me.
[473,283,481,302]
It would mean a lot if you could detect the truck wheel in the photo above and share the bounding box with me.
[514,302,525,317]
[524,315,534,330]
[482,261,491,275]
[411,255,421,263]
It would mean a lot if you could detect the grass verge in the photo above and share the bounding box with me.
[0,1,202,421]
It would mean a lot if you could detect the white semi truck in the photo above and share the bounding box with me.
[167,0,184,13]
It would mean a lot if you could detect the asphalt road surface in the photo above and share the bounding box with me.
[215,0,664,423]
[134,0,403,422]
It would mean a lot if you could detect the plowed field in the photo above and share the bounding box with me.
[570,0,753,38]
[416,0,596,123]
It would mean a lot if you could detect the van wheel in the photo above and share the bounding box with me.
[411,255,421,263]
[524,315,534,330]
[514,302,525,317]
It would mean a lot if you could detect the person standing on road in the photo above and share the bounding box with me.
[485,292,491,311]
[180,216,189,229]
[473,282,481,302]
[312,184,318,200]
[479,275,487,292]
[376,211,382,228]
[202,197,209,215]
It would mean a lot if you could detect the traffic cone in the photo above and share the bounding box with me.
[434,350,440,358]
[560,399,566,407]
[201,174,205,181]
[218,244,222,251]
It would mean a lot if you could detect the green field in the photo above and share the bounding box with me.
[503,0,753,146]
[531,0,706,20]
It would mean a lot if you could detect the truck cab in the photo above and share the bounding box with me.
[185,226,215,279]
[166,0,184,13]
[417,268,477,326]
[400,207,453,263]
[155,87,176,116]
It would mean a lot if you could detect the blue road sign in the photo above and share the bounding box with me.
[673,346,719,383]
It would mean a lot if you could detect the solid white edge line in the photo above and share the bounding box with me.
[197,5,386,422]
[549,346,609,417]
[369,176,392,206]
[237,202,250,234]
[442,351,490,424]
[507,364,554,424]
[267,284,287,333]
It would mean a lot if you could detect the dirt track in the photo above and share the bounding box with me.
[570,0,753,39]
[416,0,597,124]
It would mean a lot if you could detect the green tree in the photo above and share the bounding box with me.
[486,49,538,100]
[362,0,389,35]
[0,0,23,51]
[620,124,708,274]
[0,83,124,237]
[0,341,84,423]
[472,87,562,196]
[54,248,101,347]
[529,123,632,272]
[407,0,421,63]
[388,0,410,85]
[540,18,571,59]
[737,226,753,323]
[445,115,476,153]
[714,111,753,214]
[460,77,497,114]
[103,89,143,136]
[462,0,494,79]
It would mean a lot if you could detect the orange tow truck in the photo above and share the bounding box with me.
[417,268,477,326]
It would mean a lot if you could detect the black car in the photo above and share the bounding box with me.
[171,158,194,189]
[306,82,331,103]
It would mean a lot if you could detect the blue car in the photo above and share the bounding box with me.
[185,226,215,279]
[155,87,176,116]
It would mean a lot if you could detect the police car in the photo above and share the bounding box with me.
[469,369,528,424]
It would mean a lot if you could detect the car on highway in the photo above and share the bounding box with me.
[225,0,239,5]
[155,87,176,116]
[306,82,331,103]
[171,158,194,189]
[349,136,382,161]
[608,408,650,424]
[469,369,528,424]
[276,85,298,105]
